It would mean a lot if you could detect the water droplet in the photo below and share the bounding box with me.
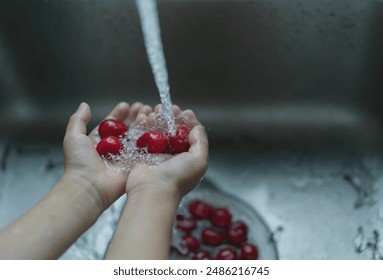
[95,112,190,174]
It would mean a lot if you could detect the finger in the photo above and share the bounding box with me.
[104,102,130,121]
[188,125,208,158]
[182,109,201,128]
[135,112,149,124]
[154,104,181,116]
[146,112,157,128]
[154,104,163,113]
[138,104,152,115]
[66,102,92,136]
[89,102,130,137]
[126,102,143,122]
[172,105,182,118]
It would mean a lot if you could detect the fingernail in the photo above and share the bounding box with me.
[78,102,86,111]
[119,102,129,109]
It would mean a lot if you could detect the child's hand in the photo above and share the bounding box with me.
[126,105,209,200]
[62,102,152,211]
[105,105,208,259]
[65,103,208,259]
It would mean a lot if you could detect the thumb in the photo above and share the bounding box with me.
[66,102,92,136]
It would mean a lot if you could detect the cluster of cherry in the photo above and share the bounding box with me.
[173,199,259,260]
[95,119,190,158]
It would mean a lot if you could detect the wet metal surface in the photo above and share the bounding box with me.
[1,141,382,259]
[0,0,382,142]
[0,0,383,260]
[207,146,383,260]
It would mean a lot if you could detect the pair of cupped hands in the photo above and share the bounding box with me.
[63,101,209,214]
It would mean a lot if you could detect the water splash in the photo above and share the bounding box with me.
[97,112,190,174]
[92,0,186,173]
[135,0,176,134]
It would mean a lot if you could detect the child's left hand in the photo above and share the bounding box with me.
[62,102,152,211]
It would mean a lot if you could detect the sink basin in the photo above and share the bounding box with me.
[0,0,382,144]
[1,141,382,259]
[0,0,383,259]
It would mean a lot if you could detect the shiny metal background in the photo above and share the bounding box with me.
[0,0,382,259]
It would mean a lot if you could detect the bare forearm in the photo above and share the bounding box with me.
[105,188,181,260]
[0,175,103,259]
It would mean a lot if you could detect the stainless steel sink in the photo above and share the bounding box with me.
[0,0,383,259]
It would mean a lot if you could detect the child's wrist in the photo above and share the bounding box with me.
[128,183,182,205]
[57,173,105,220]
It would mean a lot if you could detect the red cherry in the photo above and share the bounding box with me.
[182,235,200,254]
[136,131,168,153]
[210,208,232,228]
[201,228,225,247]
[240,243,259,260]
[96,136,123,158]
[176,215,197,232]
[188,199,212,219]
[167,125,190,154]
[98,119,127,138]
[229,220,248,234]
[192,250,213,260]
[227,220,248,246]
[227,227,247,246]
[216,247,238,260]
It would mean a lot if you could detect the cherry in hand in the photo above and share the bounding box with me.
[98,119,128,139]
[167,125,190,154]
[136,131,168,154]
[96,136,123,159]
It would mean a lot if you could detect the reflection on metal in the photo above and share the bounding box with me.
[344,174,377,208]
[354,227,383,260]
[0,30,37,121]
[0,0,382,142]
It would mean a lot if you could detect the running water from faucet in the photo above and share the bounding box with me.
[135,0,176,134]
[91,0,192,173]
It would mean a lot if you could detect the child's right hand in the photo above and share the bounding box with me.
[125,106,209,200]
[105,105,208,259]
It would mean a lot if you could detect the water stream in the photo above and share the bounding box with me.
[135,0,176,134]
